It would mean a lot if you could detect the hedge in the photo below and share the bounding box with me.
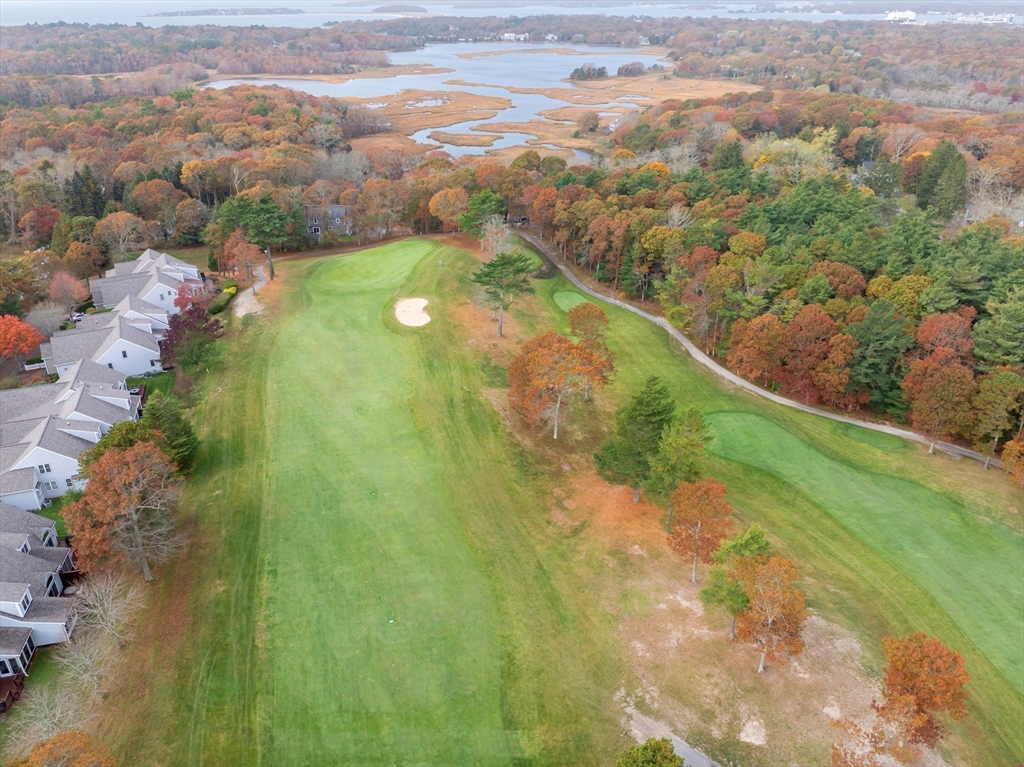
[207,291,234,315]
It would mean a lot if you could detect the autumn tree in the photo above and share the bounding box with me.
[735,555,807,673]
[901,348,976,452]
[53,631,114,698]
[47,271,88,314]
[727,313,786,387]
[1002,437,1024,488]
[171,198,209,245]
[567,301,614,399]
[92,211,148,260]
[480,216,513,260]
[876,632,970,748]
[223,228,264,283]
[429,187,469,233]
[471,250,535,337]
[972,367,1024,467]
[62,242,106,279]
[915,312,973,363]
[780,304,837,403]
[63,442,183,581]
[667,478,734,583]
[507,331,606,439]
[0,314,45,362]
[700,525,773,639]
[595,375,676,502]
[161,300,221,372]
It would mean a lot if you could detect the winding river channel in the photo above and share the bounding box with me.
[207,42,665,158]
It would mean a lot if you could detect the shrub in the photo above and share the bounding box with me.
[221,279,238,291]
[207,292,234,315]
[223,286,237,295]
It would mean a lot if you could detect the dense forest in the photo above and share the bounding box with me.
[1,19,1022,459]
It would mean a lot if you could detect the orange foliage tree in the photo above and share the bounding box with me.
[567,302,613,399]
[901,348,977,451]
[915,311,973,362]
[18,730,115,767]
[1003,437,1024,488]
[727,313,786,387]
[0,314,45,360]
[63,442,182,581]
[780,304,836,403]
[735,555,807,673]
[667,478,734,583]
[507,331,607,439]
[222,228,264,283]
[428,187,468,233]
[877,632,970,748]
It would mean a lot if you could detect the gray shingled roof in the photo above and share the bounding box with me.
[19,595,74,623]
[44,315,159,371]
[0,582,29,604]
[0,627,31,657]
[89,273,151,308]
[0,503,54,538]
[0,549,56,593]
[0,467,36,495]
[0,532,29,551]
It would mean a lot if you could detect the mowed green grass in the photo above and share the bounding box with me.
[536,286,1024,762]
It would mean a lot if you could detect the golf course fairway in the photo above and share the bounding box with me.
[90,238,1022,767]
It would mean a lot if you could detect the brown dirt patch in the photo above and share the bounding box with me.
[452,297,525,362]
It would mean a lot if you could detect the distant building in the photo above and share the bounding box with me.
[502,33,529,41]
[303,204,352,238]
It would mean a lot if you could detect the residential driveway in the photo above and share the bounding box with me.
[234,266,267,317]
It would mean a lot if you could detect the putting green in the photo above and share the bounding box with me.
[707,411,1024,696]
[553,290,589,312]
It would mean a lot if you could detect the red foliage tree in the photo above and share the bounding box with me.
[901,348,977,450]
[727,313,785,386]
[780,304,837,403]
[807,260,866,300]
[47,270,88,314]
[667,478,734,583]
[915,311,973,362]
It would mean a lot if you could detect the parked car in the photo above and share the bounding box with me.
[71,312,86,322]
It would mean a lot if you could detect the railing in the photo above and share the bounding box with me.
[23,362,47,371]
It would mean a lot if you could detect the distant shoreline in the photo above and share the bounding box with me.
[143,8,304,17]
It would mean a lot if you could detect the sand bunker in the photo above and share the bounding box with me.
[395,298,430,326]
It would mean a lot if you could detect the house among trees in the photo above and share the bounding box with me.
[303,204,352,238]
[0,360,141,510]
[0,501,79,686]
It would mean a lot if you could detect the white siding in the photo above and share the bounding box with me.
[0,488,44,511]
[95,339,162,377]
[12,448,84,501]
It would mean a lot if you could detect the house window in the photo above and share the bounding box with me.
[159,293,165,301]
[20,593,30,612]
[37,464,51,473]
[44,481,59,491]
[311,217,318,224]
[151,359,158,367]
[20,541,29,553]
[311,227,321,234]
[122,350,128,358]
[26,635,34,653]
[20,646,31,668]
[66,478,75,488]
[108,363,113,369]
[336,218,341,223]
[0,659,11,677]
[47,577,59,597]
